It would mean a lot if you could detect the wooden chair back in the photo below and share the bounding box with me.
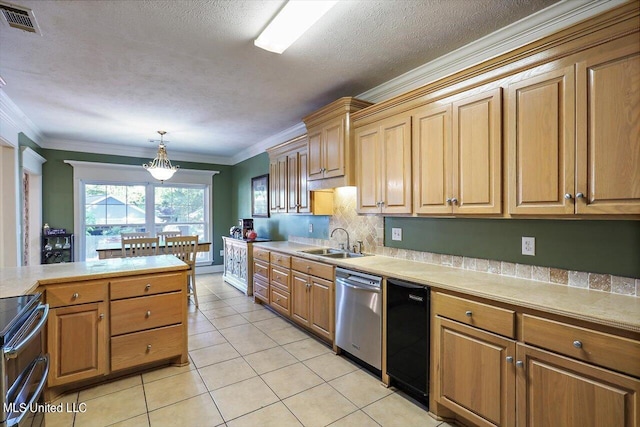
[165,235,198,266]
[157,230,182,244]
[121,237,159,257]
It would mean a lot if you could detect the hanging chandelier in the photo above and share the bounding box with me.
[143,130,179,182]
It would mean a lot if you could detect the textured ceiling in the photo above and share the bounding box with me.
[0,0,559,159]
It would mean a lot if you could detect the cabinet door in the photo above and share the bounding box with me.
[433,316,516,427]
[412,104,452,214]
[516,343,639,427]
[269,160,280,214]
[238,245,248,281]
[507,66,575,215]
[309,276,333,342]
[323,117,345,179]
[291,271,310,327]
[287,151,299,213]
[355,123,381,213]
[48,302,107,386]
[453,88,502,214]
[380,115,412,214]
[307,130,324,181]
[576,43,640,214]
[276,155,287,212]
[297,150,311,213]
[224,241,234,276]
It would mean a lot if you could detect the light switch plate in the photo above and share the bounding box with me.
[220,249,224,257]
[308,223,313,233]
[522,237,535,256]
[392,228,402,241]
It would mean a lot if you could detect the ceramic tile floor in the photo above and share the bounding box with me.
[46,273,455,427]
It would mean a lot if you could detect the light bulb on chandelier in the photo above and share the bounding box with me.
[143,130,179,182]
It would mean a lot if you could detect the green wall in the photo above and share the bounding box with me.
[385,217,640,278]
[41,149,232,265]
[230,153,330,240]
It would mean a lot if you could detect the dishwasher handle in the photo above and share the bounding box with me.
[336,278,381,293]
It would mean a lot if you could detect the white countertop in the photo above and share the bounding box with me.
[255,241,640,333]
[0,255,188,298]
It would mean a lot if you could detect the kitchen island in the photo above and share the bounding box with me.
[0,256,190,398]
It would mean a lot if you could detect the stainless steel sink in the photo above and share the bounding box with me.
[298,248,369,258]
[323,252,366,259]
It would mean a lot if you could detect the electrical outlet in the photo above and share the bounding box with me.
[522,237,535,256]
[219,249,224,257]
[392,228,402,241]
[308,223,313,233]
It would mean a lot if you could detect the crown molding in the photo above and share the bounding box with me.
[230,122,307,165]
[21,146,46,175]
[42,138,234,165]
[357,0,627,103]
[0,90,42,146]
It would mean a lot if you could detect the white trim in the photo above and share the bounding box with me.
[196,264,224,275]
[0,90,42,145]
[64,160,219,184]
[230,122,307,165]
[20,147,46,175]
[358,0,627,103]
[44,138,232,165]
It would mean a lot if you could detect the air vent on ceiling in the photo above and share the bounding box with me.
[0,1,40,34]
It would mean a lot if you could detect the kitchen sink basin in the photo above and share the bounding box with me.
[298,248,369,258]
[322,252,366,259]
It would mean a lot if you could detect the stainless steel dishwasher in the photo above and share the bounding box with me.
[335,267,382,371]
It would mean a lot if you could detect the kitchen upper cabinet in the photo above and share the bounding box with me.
[287,147,310,213]
[413,88,502,215]
[269,155,287,214]
[356,114,412,214]
[575,42,640,214]
[303,97,372,189]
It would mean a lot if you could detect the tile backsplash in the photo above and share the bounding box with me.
[290,187,639,298]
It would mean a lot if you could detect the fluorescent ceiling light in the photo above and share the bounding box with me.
[255,0,338,54]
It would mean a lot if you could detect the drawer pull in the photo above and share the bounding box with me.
[99,313,104,320]
[516,360,524,368]
[72,293,79,299]
[465,310,472,317]
[573,340,582,349]
[506,356,513,364]
[146,344,152,352]
[146,311,151,318]
[145,284,151,290]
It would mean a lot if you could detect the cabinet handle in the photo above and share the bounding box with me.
[446,198,452,204]
[72,293,79,299]
[146,344,152,352]
[451,198,458,205]
[99,313,104,320]
[573,340,582,349]
[506,356,513,364]
[465,310,472,317]
[145,284,151,290]
[516,360,524,368]
[146,310,151,318]
[564,193,573,200]
[576,192,585,199]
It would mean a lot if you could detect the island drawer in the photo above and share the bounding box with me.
[110,272,183,300]
[254,260,269,281]
[47,281,107,308]
[111,324,183,371]
[522,314,640,377]
[433,292,515,338]
[254,247,270,262]
[270,252,291,268]
[110,292,182,336]
[291,257,334,281]
[270,287,290,316]
[270,266,290,292]
[253,277,269,303]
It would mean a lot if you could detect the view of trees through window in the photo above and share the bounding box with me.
[84,183,207,261]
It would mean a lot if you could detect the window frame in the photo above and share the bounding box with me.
[66,161,218,264]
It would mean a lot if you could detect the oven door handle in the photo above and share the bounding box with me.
[7,355,50,427]
[4,304,49,360]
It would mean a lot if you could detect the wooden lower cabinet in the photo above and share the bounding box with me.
[111,325,183,371]
[47,301,108,387]
[433,316,516,427]
[291,271,334,341]
[516,343,640,427]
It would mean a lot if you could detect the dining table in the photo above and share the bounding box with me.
[96,241,212,259]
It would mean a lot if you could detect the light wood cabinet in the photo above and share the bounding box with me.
[303,97,372,189]
[222,236,253,295]
[252,248,270,304]
[47,299,108,387]
[356,113,412,214]
[413,88,502,215]
[267,135,333,215]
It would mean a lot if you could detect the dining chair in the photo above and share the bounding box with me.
[121,237,159,257]
[166,235,199,307]
[121,231,150,239]
[157,230,182,245]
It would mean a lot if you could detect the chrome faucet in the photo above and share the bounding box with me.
[330,227,350,252]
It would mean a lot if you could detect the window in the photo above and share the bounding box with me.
[67,161,218,263]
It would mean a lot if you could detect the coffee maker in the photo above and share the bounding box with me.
[239,218,254,239]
